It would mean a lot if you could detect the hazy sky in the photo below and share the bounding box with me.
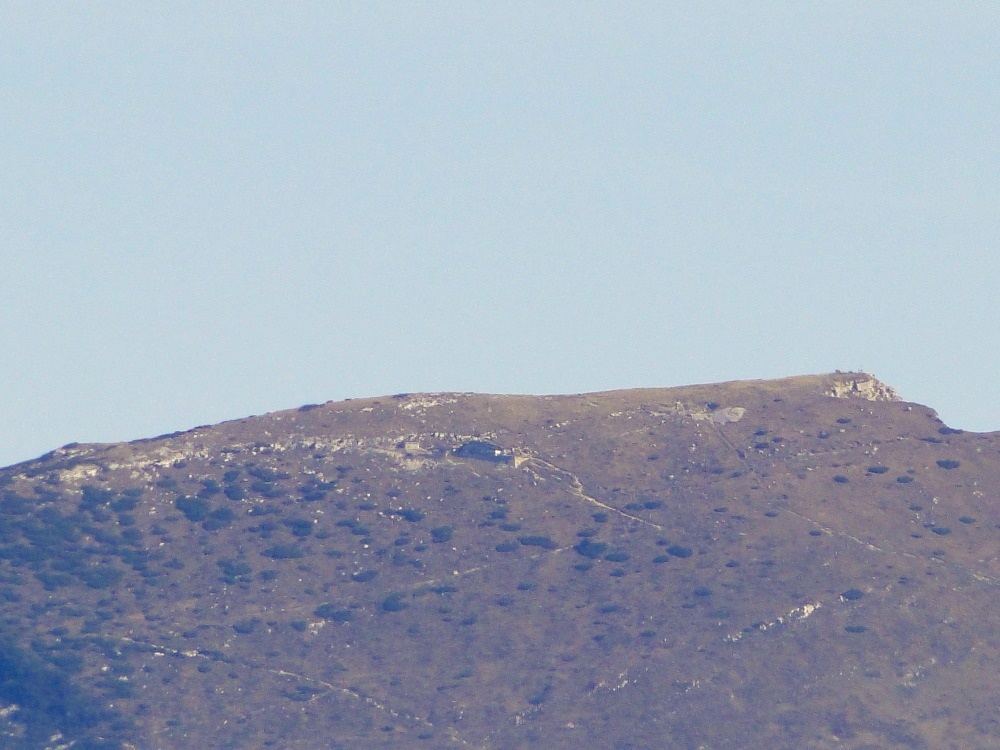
[2,3,998,468]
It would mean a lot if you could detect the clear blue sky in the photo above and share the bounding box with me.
[2,3,998,468]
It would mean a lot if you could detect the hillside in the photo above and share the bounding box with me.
[0,372,997,749]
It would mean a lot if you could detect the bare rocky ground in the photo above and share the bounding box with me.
[0,372,996,749]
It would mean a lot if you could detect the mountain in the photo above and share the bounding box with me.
[0,372,996,749]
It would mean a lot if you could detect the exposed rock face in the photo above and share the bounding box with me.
[826,372,901,401]
[0,372,996,750]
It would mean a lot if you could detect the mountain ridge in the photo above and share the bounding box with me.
[0,371,996,749]
[9,371,908,474]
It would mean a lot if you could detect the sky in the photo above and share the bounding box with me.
[1,2,998,468]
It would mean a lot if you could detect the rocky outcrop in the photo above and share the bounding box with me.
[826,372,900,401]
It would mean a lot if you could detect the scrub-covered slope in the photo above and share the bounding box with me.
[0,372,996,749]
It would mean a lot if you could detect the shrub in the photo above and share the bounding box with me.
[573,540,607,559]
[604,551,630,563]
[351,569,377,583]
[111,496,139,512]
[453,440,510,463]
[381,593,408,612]
[518,535,557,550]
[866,466,889,474]
[666,544,692,559]
[232,618,259,634]
[79,566,124,590]
[832,475,849,484]
[247,466,287,482]
[841,588,864,601]
[218,559,252,581]
[202,507,236,531]
[896,475,913,484]
[314,603,353,621]
[263,544,305,560]
[527,682,551,706]
[174,496,210,523]
[197,479,221,498]
[0,494,34,516]
[282,518,313,537]
[936,459,960,470]
[224,485,245,501]
[285,685,323,702]
[430,526,454,543]
[250,481,282,498]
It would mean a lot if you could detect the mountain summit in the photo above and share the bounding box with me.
[0,373,996,749]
